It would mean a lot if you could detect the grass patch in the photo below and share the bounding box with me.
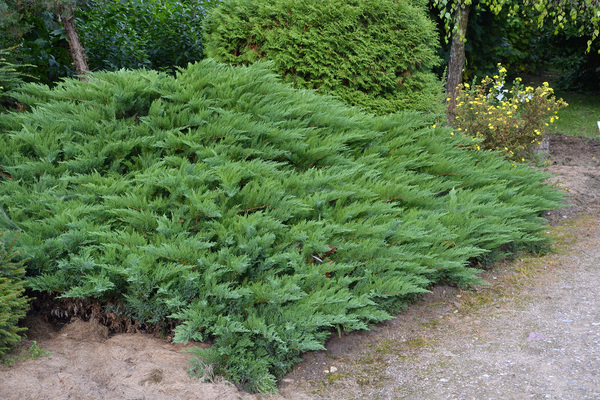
[552,91,600,138]
[1,340,50,367]
[519,72,599,139]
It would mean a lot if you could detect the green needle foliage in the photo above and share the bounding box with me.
[0,60,562,392]
[203,0,443,114]
[0,232,29,357]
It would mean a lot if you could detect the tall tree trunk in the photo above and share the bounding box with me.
[446,3,471,126]
[61,13,89,80]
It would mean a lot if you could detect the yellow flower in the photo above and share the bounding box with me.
[464,83,470,88]
[432,124,436,128]
[450,132,454,136]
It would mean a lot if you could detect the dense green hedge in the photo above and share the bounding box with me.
[203,0,443,114]
[0,60,561,391]
[0,233,28,357]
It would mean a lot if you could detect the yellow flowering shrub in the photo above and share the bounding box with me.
[454,64,567,161]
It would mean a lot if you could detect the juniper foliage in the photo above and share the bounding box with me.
[203,0,443,114]
[0,232,28,357]
[0,60,562,391]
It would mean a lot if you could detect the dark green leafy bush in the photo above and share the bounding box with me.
[0,47,24,107]
[0,0,219,84]
[546,33,600,92]
[203,0,443,114]
[0,60,562,391]
[0,232,28,357]
[0,3,75,85]
[0,46,35,110]
[79,0,218,73]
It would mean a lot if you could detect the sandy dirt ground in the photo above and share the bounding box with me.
[1,134,599,400]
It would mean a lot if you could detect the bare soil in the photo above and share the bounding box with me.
[1,134,599,400]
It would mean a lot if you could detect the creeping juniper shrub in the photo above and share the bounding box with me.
[0,60,562,392]
[454,64,568,162]
[0,232,29,357]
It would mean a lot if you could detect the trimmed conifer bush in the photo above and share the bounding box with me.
[0,232,28,357]
[203,0,443,114]
[0,60,561,391]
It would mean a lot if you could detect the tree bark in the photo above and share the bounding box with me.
[61,13,89,80]
[446,2,471,126]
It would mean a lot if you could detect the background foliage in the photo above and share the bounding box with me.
[0,0,218,83]
[0,61,562,391]
[203,0,444,114]
[0,46,34,109]
[543,31,600,92]
[79,0,217,73]
[2,0,598,92]
[0,1,73,84]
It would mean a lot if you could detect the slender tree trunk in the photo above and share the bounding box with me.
[61,13,89,80]
[446,2,471,126]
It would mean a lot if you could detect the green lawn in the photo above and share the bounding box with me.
[552,91,600,139]
[519,72,600,139]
